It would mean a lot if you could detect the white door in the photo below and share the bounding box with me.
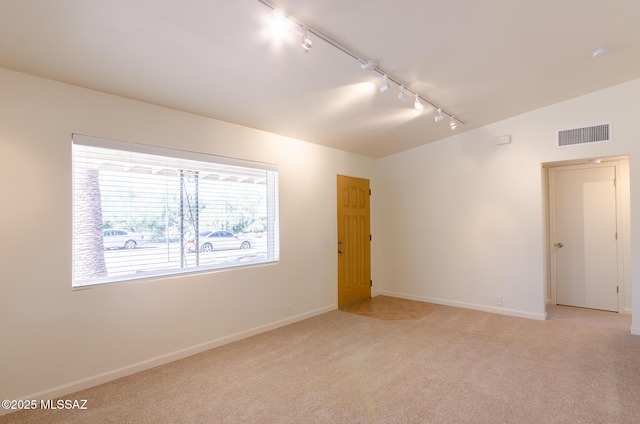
[550,165,618,312]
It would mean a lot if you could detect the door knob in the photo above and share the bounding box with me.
[554,242,564,248]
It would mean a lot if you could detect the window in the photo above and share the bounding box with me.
[72,134,279,287]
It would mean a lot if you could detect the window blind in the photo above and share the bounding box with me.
[72,134,279,287]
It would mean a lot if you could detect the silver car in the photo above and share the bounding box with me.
[103,229,146,249]
[193,230,252,252]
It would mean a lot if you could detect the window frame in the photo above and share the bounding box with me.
[72,134,280,288]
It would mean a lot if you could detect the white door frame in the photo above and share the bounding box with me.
[546,159,628,312]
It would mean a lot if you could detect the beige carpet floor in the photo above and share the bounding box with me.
[2,301,639,423]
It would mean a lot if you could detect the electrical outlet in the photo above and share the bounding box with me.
[495,296,503,306]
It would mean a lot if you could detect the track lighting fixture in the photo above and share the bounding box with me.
[360,59,377,71]
[300,27,312,53]
[380,74,390,93]
[398,85,408,102]
[258,0,464,128]
[414,93,424,111]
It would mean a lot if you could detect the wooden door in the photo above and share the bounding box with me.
[337,175,371,306]
[550,165,619,311]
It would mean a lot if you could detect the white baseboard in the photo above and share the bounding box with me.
[377,290,547,321]
[2,305,336,416]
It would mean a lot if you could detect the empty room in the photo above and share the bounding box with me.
[1,1,640,423]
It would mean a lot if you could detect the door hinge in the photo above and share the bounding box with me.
[615,232,618,240]
[370,234,372,241]
[370,280,373,287]
[369,189,371,196]
[617,286,619,293]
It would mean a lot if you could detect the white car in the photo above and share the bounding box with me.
[103,229,146,249]
[189,230,252,252]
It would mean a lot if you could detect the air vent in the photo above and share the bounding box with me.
[557,123,611,147]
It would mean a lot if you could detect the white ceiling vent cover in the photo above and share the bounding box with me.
[557,123,611,147]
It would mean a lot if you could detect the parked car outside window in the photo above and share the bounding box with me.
[103,229,145,250]
[188,230,252,252]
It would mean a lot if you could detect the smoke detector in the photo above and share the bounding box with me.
[591,46,611,59]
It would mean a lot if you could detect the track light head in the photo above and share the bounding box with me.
[450,116,458,130]
[360,59,377,71]
[435,108,444,122]
[380,74,390,93]
[414,93,424,111]
[398,85,408,102]
[300,27,312,53]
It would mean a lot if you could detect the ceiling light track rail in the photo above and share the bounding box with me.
[257,0,464,127]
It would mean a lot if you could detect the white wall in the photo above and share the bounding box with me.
[0,68,378,403]
[377,79,640,330]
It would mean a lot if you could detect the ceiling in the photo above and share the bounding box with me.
[1,0,639,158]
